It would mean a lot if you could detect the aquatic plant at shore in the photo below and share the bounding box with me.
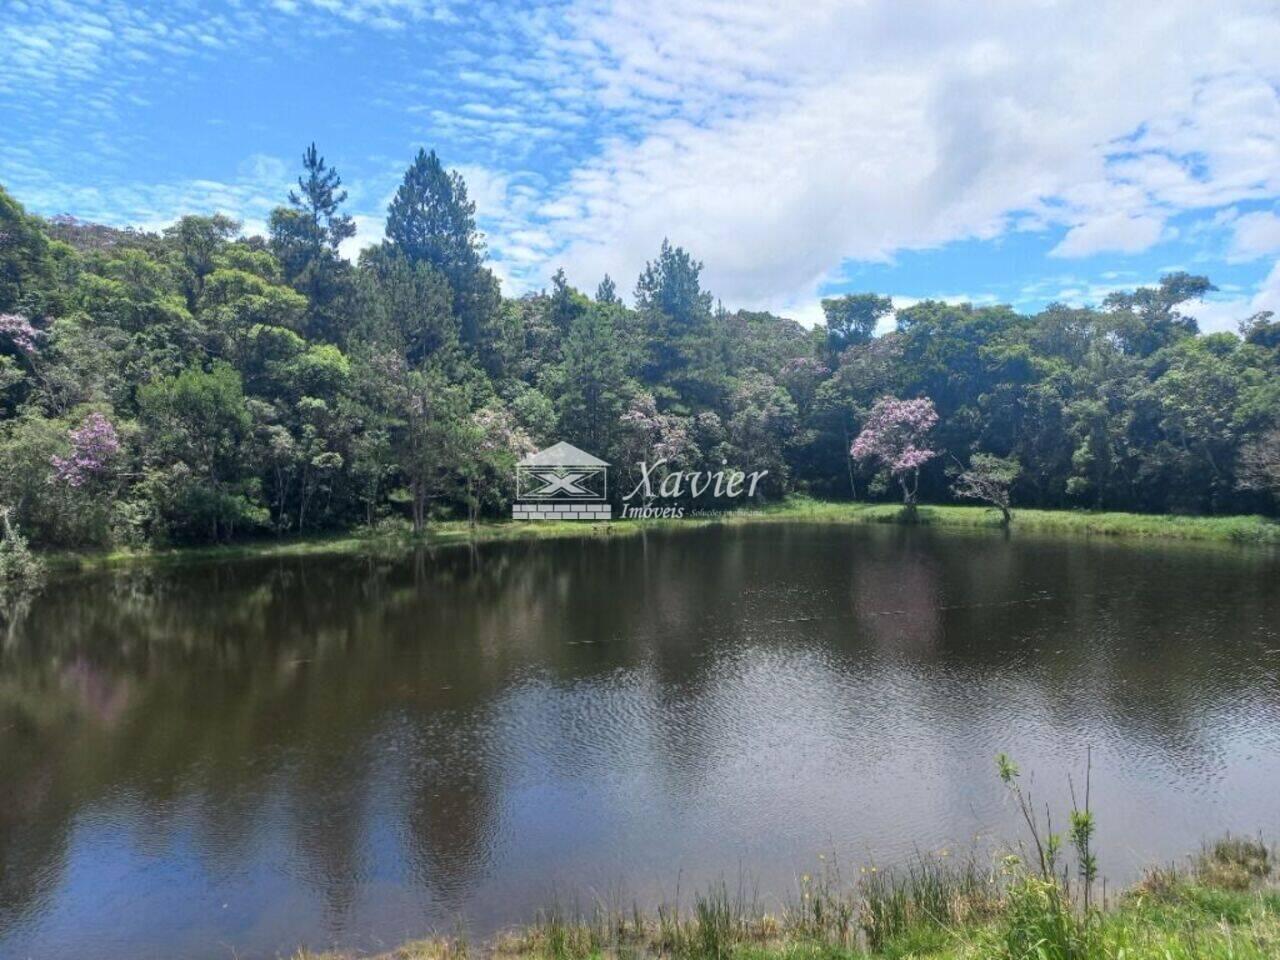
[293,835,1278,960]
[294,759,1278,960]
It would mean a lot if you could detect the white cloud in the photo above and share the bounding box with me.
[1249,260,1280,315]
[1228,210,1280,261]
[771,293,982,331]
[6,0,1280,316]
[4,153,290,239]
[338,214,385,263]
[265,0,461,30]
[1050,214,1168,258]
[1188,259,1280,334]
[507,0,1280,308]
[777,300,827,329]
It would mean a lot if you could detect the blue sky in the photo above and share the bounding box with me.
[3,0,1280,331]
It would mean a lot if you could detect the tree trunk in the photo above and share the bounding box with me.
[899,473,919,522]
[842,422,857,499]
[411,477,425,534]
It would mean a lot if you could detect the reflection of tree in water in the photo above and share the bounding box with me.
[284,737,376,926]
[906,537,1280,776]
[0,531,1278,945]
[0,590,31,654]
[402,713,498,908]
[850,538,943,654]
[0,537,723,931]
[0,674,74,934]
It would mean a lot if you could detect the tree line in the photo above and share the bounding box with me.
[1,144,1278,548]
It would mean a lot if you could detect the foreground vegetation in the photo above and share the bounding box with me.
[298,758,1273,960]
[2,145,1280,557]
[296,835,1279,960]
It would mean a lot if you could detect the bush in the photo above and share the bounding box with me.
[0,506,44,587]
[993,875,1086,960]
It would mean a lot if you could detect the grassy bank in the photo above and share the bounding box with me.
[750,498,1280,544]
[42,498,1280,571]
[45,496,1280,570]
[299,838,1279,960]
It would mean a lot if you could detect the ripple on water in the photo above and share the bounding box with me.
[1,525,1278,959]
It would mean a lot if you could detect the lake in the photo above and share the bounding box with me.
[1,524,1278,959]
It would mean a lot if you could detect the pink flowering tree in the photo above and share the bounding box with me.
[51,413,121,488]
[459,404,536,525]
[0,313,40,356]
[616,392,694,503]
[849,396,939,509]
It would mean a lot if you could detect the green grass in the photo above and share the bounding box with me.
[295,839,1280,960]
[748,497,1280,544]
[41,497,1280,571]
[43,517,657,571]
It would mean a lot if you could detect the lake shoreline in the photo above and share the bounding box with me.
[296,837,1278,960]
[43,498,1280,571]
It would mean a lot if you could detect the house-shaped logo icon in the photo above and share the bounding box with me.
[513,442,612,521]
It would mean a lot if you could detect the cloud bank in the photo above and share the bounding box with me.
[3,0,1279,329]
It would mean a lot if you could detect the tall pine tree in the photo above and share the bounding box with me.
[270,143,356,342]
[292,143,356,252]
[385,149,482,278]
[384,149,497,349]
[596,274,618,305]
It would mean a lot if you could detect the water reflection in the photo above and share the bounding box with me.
[1,526,1278,959]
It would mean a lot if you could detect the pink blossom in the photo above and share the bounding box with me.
[780,356,828,379]
[51,413,121,488]
[620,393,692,462]
[473,405,534,457]
[850,396,939,502]
[0,313,40,355]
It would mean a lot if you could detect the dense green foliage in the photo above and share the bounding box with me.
[2,146,1279,547]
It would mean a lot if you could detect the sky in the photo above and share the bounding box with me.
[3,0,1280,332]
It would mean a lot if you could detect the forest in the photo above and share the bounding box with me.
[1,145,1279,549]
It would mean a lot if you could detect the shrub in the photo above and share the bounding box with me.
[993,874,1085,960]
[0,506,44,587]
[1196,836,1271,891]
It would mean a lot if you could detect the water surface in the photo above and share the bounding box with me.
[1,524,1278,959]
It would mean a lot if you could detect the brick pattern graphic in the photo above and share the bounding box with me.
[512,502,612,521]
